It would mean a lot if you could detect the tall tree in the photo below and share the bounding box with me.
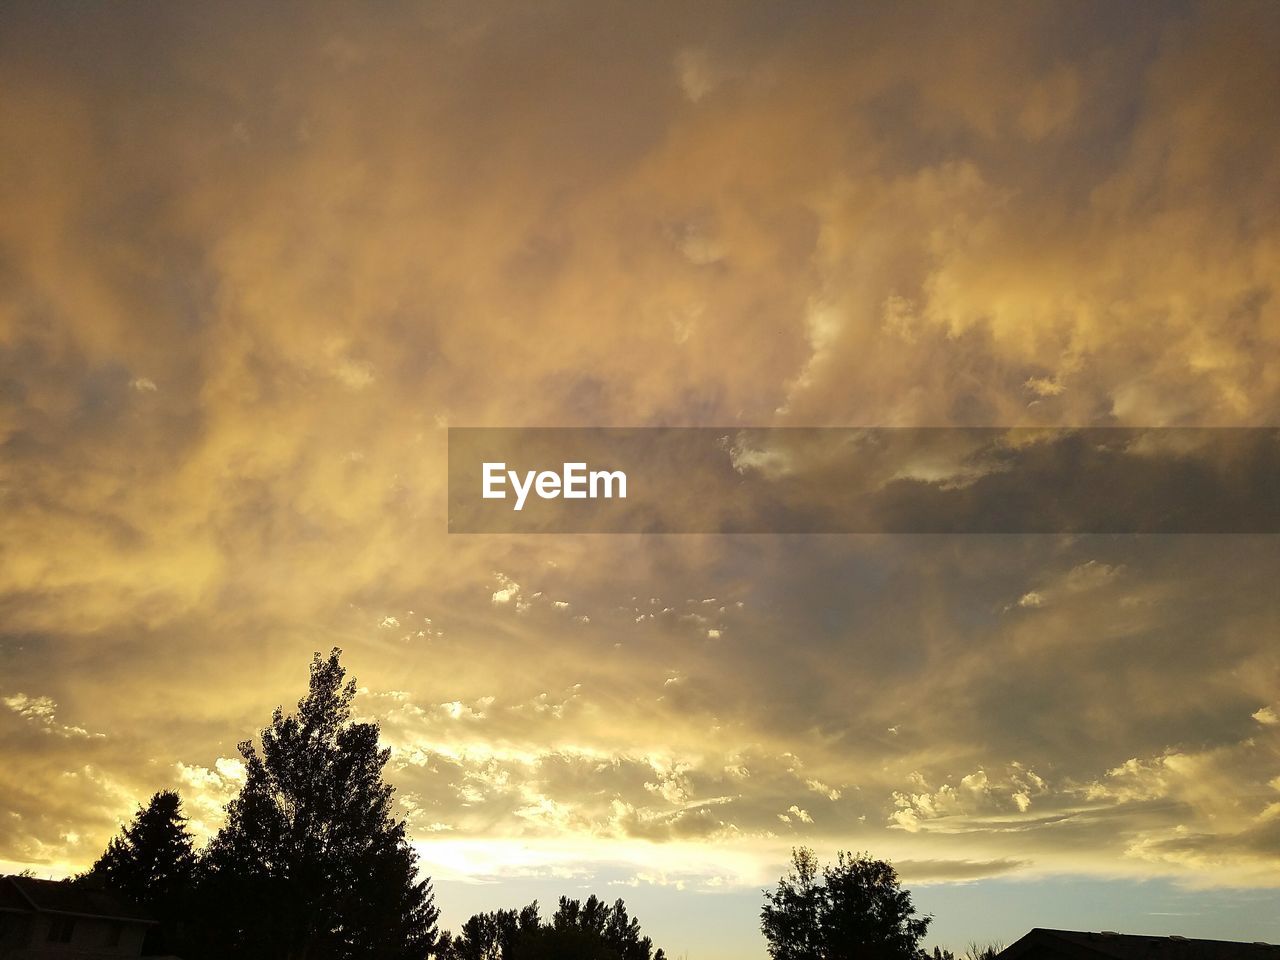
[761,848,823,960]
[762,849,931,960]
[198,648,439,960]
[84,789,196,952]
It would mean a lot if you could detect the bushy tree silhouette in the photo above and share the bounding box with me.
[439,896,665,960]
[761,847,823,960]
[82,789,195,952]
[441,903,541,960]
[197,648,439,960]
[549,895,665,960]
[762,849,931,960]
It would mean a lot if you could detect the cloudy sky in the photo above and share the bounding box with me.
[2,1,1279,955]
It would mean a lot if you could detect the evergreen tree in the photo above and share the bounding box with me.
[197,648,439,960]
[84,790,195,952]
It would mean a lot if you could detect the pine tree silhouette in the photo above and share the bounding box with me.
[83,789,196,953]
[197,648,439,960]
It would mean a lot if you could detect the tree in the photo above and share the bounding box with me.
[547,896,664,960]
[761,848,823,960]
[820,851,931,958]
[197,648,439,960]
[440,904,540,960]
[762,849,931,960]
[82,790,195,952]
[439,896,666,960]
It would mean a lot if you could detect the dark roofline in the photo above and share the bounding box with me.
[1030,929,1277,948]
[0,876,156,924]
[1000,928,1280,960]
[18,906,158,924]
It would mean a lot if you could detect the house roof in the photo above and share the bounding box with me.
[0,875,154,923]
[1001,929,1280,960]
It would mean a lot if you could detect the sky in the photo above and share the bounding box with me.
[1,1,1279,956]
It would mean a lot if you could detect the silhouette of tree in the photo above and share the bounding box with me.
[81,790,195,953]
[550,895,664,960]
[762,849,931,960]
[440,896,665,960]
[197,648,439,960]
[923,939,1003,960]
[440,904,540,960]
[821,851,930,957]
[761,848,823,960]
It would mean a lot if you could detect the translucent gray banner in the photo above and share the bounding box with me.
[448,428,1280,533]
